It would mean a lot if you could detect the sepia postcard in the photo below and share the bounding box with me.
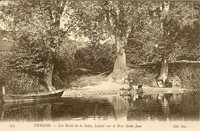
[0,0,200,131]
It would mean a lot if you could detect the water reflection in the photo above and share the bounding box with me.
[1,102,53,121]
[51,98,115,121]
[0,91,199,121]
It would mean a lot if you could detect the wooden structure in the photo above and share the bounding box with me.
[139,60,200,68]
[2,90,64,103]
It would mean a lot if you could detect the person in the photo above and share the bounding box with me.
[124,78,129,84]
[129,79,138,94]
[137,85,143,93]
[129,79,135,90]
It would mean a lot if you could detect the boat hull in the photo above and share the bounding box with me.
[2,90,64,103]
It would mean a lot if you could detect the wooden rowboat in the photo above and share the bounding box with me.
[2,90,64,103]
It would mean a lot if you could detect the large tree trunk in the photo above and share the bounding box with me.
[111,45,127,81]
[158,55,169,87]
[110,30,128,81]
[0,102,3,119]
[0,87,3,102]
[44,62,55,91]
[109,2,128,82]
[161,56,168,85]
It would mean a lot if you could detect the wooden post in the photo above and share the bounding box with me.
[2,86,5,95]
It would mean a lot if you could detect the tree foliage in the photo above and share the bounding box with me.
[126,2,199,65]
[1,1,200,91]
[1,0,78,90]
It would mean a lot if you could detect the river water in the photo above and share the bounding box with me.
[0,91,200,122]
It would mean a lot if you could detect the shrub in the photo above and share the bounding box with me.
[0,53,47,94]
[5,73,47,94]
[0,53,10,88]
[128,68,156,86]
[74,43,116,73]
[177,67,200,89]
[52,74,71,89]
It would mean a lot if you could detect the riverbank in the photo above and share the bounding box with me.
[62,81,193,98]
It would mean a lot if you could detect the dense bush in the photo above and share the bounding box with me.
[0,67,46,94]
[0,53,10,88]
[176,67,200,89]
[5,73,46,94]
[74,43,116,73]
[127,66,200,89]
[0,64,68,94]
[128,68,156,86]
[0,53,47,94]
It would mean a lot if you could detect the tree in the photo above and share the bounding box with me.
[68,1,153,81]
[1,0,76,91]
[151,2,198,87]
[126,2,198,87]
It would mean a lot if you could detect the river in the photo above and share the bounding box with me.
[0,91,200,121]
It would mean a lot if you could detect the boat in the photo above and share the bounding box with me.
[2,90,64,103]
